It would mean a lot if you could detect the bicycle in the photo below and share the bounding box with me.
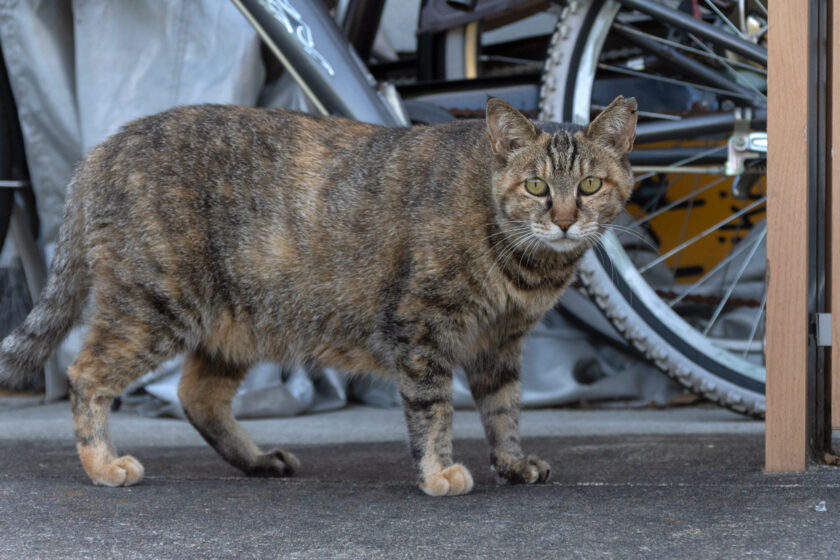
[412,0,768,416]
[0,0,768,416]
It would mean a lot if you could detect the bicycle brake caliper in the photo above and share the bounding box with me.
[726,107,766,198]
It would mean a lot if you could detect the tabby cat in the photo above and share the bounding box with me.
[0,96,636,496]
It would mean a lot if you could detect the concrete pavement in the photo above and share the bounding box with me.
[0,398,837,559]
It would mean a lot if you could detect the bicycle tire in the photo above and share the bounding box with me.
[0,189,10,252]
[539,0,766,416]
[0,89,12,253]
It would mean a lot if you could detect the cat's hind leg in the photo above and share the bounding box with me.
[68,319,172,487]
[178,349,299,477]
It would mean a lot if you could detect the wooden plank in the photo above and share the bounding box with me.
[765,0,811,471]
[832,0,840,430]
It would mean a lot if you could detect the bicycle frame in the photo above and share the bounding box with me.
[230,0,404,126]
[618,0,766,65]
[612,0,768,143]
[234,0,768,145]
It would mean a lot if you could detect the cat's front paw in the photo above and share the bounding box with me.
[495,454,550,484]
[419,464,474,497]
[83,454,145,487]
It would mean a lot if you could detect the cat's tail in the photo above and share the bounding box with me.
[0,185,90,389]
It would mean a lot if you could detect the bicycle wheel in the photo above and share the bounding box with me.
[417,4,559,83]
[540,0,767,416]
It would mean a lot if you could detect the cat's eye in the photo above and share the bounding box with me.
[578,177,602,195]
[524,178,548,196]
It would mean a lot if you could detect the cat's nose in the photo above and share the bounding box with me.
[551,206,576,231]
[554,218,575,232]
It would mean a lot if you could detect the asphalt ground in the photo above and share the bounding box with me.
[0,401,838,559]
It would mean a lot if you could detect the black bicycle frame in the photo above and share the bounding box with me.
[232,0,768,146]
[341,0,388,63]
[636,109,767,143]
[614,0,768,142]
[618,0,766,66]
[230,0,402,126]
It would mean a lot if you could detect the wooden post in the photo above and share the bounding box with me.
[765,0,811,471]
[832,0,840,430]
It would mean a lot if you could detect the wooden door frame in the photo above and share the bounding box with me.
[765,0,832,471]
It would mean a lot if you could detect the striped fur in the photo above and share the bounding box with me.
[0,96,636,495]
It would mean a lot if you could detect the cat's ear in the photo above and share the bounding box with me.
[585,96,637,155]
[486,98,539,158]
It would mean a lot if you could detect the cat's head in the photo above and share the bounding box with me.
[486,96,637,254]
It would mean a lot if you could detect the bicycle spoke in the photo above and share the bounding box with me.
[480,55,544,68]
[743,290,767,358]
[687,34,767,101]
[598,64,756,101]
[634,144,727,183]
[638,197,766,274]
[632,174,731,228]
[668,226,766,307]
[616,0,767,65]
[612,23,760,102]
[671,175,700,273]
[631,147,728,166]
[634,165,725,175]
[610,24,767,75]
[720,197,747,295]
[702,0,747,40]
[703,228,767,336]
[705,338,764,352]
[592,104,681,120]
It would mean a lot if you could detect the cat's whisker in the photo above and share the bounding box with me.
[486,230,536,284]
[502,234,538,273]
[599,223,660,254]
[486,231,531,272]
[519,237,540,270]
[480,223,532,242]
[480,225,533,245]
[524,236,544,268]
[601,223,642,234]
[499,232,535,267]
[467,225,535,274]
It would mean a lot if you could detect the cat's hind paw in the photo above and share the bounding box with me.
[419,464,474,497]
[495,454,550,484]
[243,449,300,477]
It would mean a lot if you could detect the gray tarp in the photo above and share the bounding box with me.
[0,0,681,417]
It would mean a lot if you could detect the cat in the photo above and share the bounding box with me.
[0,96,636,496]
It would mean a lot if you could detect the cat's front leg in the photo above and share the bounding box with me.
[465,343,551,485]
[397,346,474,497]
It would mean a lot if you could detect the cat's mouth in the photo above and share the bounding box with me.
[531,227,586,253]
[541,236,583,252]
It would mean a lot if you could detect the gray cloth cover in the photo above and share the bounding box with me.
[0,0,682,417]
